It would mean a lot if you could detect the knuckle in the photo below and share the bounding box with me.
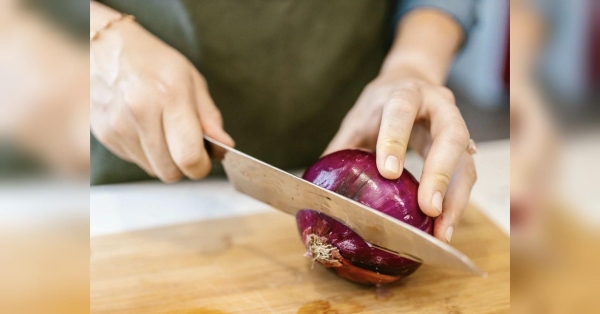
[447,124,470,148]
[161,81,185,100]
[438,87,455,102]
[176,150,204,169]
[385,100,414,117]
[400,81,420,92]
[108,115,128,137]
[173,54,192,69]
[432,171,452,188]
[193,71,209,89]
[126,100,148,120]
[160,169,184,183]
[205,109,224,126]
[197,73,208,86]
[93,128,115,147]
[468,167,478,183]
[444,208,462,223]
[163,54,192,77]
[380,138,409,152]
[364,82,376,92]
[193,162,212,179]
[340,115,361,133]
[465,161,478,183]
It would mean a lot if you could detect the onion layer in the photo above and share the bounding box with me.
[296,149,433,285]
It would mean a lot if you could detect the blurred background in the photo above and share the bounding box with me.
[510,0,600,313]
[0,0,598,312]
[0,0,89,313]
[450,0,510,141]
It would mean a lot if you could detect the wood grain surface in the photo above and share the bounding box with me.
[91,205,509,313]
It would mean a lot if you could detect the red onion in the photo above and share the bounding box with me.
[296,149,433,285]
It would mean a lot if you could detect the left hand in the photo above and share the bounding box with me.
[325,69,477,243]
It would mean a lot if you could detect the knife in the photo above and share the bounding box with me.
[204,136,485,277]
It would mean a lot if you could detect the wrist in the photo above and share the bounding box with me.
[381,9,463,86]
[91,14,136,41]
[90,2,142,42]
[90,2,122,31]
[379,53,444,85]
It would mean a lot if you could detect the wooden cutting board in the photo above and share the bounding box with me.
[91,205,509,313]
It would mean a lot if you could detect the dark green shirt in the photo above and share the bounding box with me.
[91,0,476,185]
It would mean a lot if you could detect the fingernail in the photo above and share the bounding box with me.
[432,191,443,214]
[445,226,454,243]
[384,155,399,174]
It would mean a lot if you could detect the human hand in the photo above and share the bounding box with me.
[90,5,233,182]
[325,69,476,243]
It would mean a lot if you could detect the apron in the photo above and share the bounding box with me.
[92,0,395,184]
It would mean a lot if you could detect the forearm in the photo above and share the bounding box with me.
[380,9,464,85]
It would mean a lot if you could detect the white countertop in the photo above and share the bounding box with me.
[91,140,511,237]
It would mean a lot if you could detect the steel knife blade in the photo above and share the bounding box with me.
[205,136,485,277]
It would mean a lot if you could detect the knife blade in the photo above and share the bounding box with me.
[204,136,485,277]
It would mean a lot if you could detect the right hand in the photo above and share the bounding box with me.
[90,16,233,182]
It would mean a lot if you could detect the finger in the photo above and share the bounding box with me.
[376,85,421,179]
[193,72,234,147]
[92,100,156,176]
[418,95,470,217]
[130,103,183,183]
[116,112,156,176]
[163,96,211,180]
[432,153,477,243]
[91,116,145,170]
[94,131,132,163]
[120,138,155,177]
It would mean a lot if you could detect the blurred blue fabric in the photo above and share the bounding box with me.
[395,0,478,36]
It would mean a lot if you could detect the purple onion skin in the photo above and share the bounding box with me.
[296,149,433,283]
